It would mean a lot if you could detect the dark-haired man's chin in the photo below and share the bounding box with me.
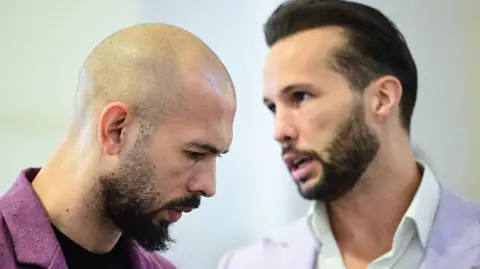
[296,175,321,199]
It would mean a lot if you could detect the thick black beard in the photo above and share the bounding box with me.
[101,176,174,252]
[99,141,174,252]
[299,104,380,202]
[98,139,202,252]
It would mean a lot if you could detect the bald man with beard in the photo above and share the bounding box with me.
[0,23,236,269]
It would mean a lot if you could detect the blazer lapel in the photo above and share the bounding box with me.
[281,240,317,269]
[421,187,480,269]
[266,218,317,269]
[1,168,69,269]
[264,187,480,269]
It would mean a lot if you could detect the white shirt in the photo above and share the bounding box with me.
[307,163,440,269]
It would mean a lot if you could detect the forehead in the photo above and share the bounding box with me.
[263,27,346,99]
[157,68,235,148]
[181,67,235,115]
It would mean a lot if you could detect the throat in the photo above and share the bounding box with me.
[327,198,407,260]
[333,220,395,261]
[326,164,421,257]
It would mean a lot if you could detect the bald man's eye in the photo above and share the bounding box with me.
[186,151,206,160]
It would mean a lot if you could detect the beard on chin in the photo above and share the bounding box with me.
[100,174,175,252]
[100,170,203,252]
[295,103,380,202]
[98,141,201,253]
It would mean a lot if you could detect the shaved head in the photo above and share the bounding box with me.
[60,23,236,252]
[73,23,234,133]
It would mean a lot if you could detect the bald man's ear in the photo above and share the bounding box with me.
[98,102,132,156]
[369,75,402,125]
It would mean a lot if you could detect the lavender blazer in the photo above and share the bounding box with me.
[218,188,480,269]
[0,168,176,269]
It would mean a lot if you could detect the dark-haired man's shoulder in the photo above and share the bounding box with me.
[216,218,317,269]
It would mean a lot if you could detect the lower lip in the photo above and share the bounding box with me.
[166,210,182,222]
[291,160,315,182]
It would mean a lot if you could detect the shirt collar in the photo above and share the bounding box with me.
[404,161,440,246]
[307,161,441,247]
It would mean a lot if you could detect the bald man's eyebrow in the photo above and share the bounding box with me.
[187,142,229,155]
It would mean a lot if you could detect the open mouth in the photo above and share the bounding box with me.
[286,155,316,182]
[292,156,314,171]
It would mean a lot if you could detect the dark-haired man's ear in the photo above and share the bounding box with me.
[369,75,402,125]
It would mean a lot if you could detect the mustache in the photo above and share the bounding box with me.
[281,144,322,161]
[163,195,201,209]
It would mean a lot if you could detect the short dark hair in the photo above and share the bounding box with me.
[264,0,418,131]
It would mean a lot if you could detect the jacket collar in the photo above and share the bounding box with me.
[1,168,158,269]
[420,186,480,268]
[264,187,480,269]
[0,168,66,268]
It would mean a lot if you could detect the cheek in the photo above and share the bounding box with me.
[151,154,194,190]
[146,136,193,194]
[299,100,352,150]
[148,139,187,177]
[361,107,380,133]
[299,102,337,145]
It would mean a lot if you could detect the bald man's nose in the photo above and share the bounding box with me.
[274,109,298,144]
[188,161,216,197]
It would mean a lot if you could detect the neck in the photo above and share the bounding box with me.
[32,137,121,253]
[327,136,420,260]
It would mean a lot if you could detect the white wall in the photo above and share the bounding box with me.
[0,1,479,269]
[0,0,143,184]
[347,0,480,200]
[467,1,480,197]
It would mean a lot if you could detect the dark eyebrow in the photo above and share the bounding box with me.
[188,142,229,155]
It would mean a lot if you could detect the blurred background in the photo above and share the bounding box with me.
[0,0,479,268]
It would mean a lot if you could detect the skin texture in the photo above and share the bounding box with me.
[32,23,236,253]
[263,27,420,267]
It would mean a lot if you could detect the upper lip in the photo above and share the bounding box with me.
[283,153,312,172]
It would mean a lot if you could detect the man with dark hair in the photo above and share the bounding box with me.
[0,23,236,269]
[218,1,480,268]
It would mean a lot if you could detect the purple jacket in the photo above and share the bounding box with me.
[218,188,480,269]
[0,168,176,269]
